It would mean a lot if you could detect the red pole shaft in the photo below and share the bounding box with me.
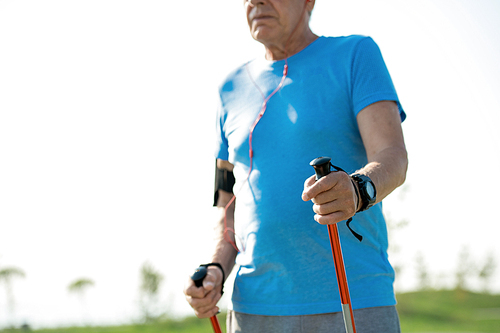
[210,315,223,333]
[328,223,357,333]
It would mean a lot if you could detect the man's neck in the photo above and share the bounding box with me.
[264,30,318,61]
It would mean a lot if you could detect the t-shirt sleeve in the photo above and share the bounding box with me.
[351,37,406,122]
[214,95,230,160]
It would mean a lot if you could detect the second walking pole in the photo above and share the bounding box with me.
[310,156,357,333]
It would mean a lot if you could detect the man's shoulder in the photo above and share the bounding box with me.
[314,35,380,65]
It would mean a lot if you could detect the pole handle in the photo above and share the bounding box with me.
[191,266,208,288]
[310,156,332,180]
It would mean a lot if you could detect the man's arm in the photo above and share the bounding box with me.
[355,101,408,203]
[302,101,408,225]
[184,159,237,318]
[212,160,238,275]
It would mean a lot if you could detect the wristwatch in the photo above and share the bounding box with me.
[351,174,377,212]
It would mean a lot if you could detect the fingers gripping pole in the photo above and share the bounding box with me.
[310,157,357,333]
[191,267,223,333]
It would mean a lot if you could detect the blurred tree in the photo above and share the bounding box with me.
[139,262,164,323]
[455,246,475,291]
[387,217,409,291]
[68,278,95,325]
[0,266,26,327]
[385,184,410,292]
[415,252,431,290]
[478,251,496,294]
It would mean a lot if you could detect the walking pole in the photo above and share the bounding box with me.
[310,157,357,333]
[191,266,223,333]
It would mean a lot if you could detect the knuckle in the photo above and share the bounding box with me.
[314,203,327,215]
[312,204,320,214]
[338,171,350,181]
[346,207,355,218]
[184,288,195,298]
[315,214,330,225]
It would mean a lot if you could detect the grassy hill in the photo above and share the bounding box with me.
[1,290,499,333]
[397,289,500,332]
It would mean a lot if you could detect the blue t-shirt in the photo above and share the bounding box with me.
[215,35,405,316]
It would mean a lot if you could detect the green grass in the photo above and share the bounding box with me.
[1,290,499,333]
[0,313,226,333]
[1,315,227,333]
[397,289,500,332]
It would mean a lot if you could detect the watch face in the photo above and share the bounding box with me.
[366,182,376,199]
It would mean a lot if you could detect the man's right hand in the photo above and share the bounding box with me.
[184,266,224,318]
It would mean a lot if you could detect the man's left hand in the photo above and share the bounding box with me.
[302,171,359,225]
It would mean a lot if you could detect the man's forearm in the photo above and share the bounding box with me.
[212,190,238,281]
[355,145,408,205]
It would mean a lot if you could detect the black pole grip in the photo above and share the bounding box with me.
[310,156,332,180]
[191,266,208,288]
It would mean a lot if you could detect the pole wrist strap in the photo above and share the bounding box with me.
[200,263,225,295]
[330,163,363,242]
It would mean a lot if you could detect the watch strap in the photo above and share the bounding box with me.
[351,173,376,212]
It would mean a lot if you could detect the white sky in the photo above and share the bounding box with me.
[0,0,499,328]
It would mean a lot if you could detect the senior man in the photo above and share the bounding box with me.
[184,0,408,332]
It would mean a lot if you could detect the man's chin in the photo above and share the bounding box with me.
[251,29,277,45]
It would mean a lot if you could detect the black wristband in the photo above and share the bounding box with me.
[214,161,235,207]
[200,263,225,295]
